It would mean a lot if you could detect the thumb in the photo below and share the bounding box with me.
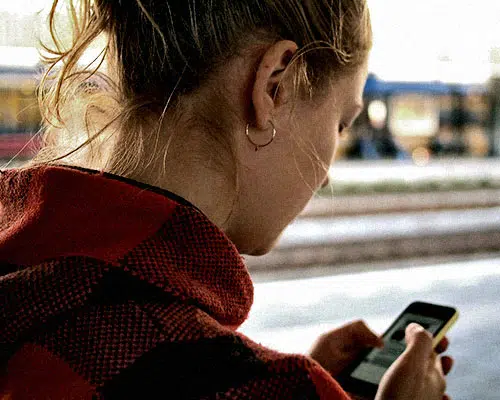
[404,323,433,364]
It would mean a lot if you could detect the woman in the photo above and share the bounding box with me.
[0,0,453,398]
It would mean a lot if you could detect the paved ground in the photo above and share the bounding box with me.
[327,158,500,187]
[281,207,500,247]
[240,256,500,400]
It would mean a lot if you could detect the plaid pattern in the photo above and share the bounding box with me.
[0,165,350,399]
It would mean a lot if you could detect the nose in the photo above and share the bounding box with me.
[321,175,330,189]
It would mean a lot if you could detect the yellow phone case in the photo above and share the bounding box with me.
[432,310,459,348]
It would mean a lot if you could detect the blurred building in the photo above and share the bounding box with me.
[339,75,491,162]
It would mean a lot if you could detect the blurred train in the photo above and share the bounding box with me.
[339,74,492,162]
[0,65,494,162]
[0,64,41,159]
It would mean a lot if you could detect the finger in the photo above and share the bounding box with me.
[435,357,448,394]
[435,336,449,354]
[434,352,444,375]
[441,356,454,375]
[350,320,384,348]
[404,323,433,363]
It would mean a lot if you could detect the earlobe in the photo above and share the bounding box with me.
[251,40,298,131]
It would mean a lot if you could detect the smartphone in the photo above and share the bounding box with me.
[337,301,459,399]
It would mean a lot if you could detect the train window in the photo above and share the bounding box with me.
[367,100,388,129]
[0,85,40,134]
[389,94,440,138]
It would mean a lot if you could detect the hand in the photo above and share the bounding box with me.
[309,320,383,377]
[376,323,454,400]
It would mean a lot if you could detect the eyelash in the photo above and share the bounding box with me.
[339,124,347,136]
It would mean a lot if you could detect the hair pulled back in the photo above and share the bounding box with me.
[33,0,371,175]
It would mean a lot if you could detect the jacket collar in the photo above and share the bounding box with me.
[0,165,253,327]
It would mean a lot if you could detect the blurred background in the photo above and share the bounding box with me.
[1,1,500,399]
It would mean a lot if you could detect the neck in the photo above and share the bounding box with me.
[126,126,237,234]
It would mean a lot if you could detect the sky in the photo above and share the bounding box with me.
[368,0,500,82]
[0,0,47,15]
[1,0,500,83]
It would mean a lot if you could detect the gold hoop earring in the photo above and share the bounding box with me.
[245,122,276,152]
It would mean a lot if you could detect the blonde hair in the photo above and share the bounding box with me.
[31,0,372,178]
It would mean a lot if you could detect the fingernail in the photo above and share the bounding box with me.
[407,323,424,332]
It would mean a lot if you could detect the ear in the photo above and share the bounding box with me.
[251,40,298,131]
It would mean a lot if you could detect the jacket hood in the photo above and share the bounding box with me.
[0,165,253,333]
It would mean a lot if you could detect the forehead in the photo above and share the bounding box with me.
[304,62,368,114]
[332,63,368,107]
[342,63,368,93]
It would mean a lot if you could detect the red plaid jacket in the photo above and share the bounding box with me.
[0,165,350,399]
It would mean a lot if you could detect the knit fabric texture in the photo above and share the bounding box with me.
[0,165,350,399]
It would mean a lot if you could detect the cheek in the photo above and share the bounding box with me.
[315,122,339,170]
[330,131,340,161]
[325,127,338,155]
[310,107,340,160]
[286,129,336,193]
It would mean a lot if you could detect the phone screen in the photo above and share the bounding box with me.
[349,312,446,385]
